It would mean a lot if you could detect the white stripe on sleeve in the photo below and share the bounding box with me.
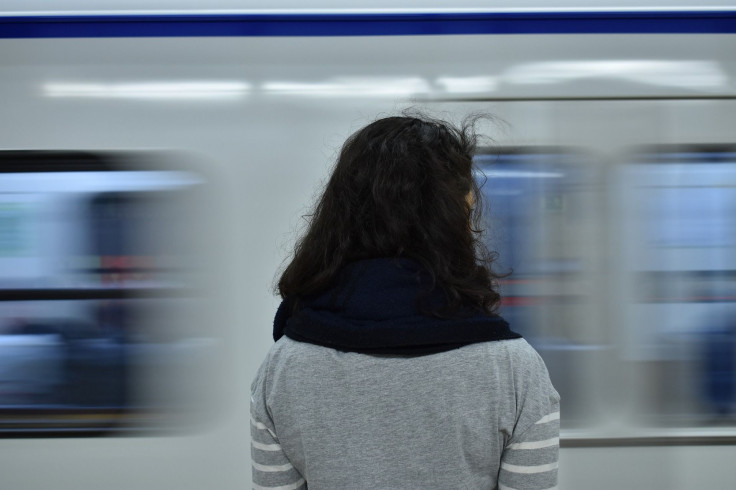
[252,477,306,490]
[251,415,278,438]
[252,461,295,473]
[535,411,560,424]
[501,461,559,474]
[252,440,283,451]
[499,484,557,490]
[507,436,559,450]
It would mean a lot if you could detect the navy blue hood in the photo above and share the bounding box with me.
[274,258,520,355]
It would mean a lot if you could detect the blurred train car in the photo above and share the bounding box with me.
[1,1,736,489]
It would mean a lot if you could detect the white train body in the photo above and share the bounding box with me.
[1,1,735,489]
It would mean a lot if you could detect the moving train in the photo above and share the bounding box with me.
[1,1,735,488]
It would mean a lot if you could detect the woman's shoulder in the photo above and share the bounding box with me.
[266,335,544,370]
[488,337,548,366]
[254,336,557,404]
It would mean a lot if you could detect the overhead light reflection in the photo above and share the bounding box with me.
[480,170,565,179]
[43,81,251,100]
[0,171,203,193]
[503,60,726,89]
[262,77,431,98]
[436,76,498,94]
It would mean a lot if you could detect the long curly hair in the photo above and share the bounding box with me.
[277,113,503,315]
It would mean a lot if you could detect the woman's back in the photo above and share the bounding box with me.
[252,337,559,490]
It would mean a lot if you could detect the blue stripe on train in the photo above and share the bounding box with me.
[1,11,736,38]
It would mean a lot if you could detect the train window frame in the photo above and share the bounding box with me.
[473,146,607,431]
[476,144,736,446]
[567,143,736,448]
[0,151,215,438]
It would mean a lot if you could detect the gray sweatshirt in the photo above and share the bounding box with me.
[251,336,560,490]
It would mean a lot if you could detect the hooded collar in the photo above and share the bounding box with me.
[273,258,520,355]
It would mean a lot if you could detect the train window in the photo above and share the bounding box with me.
[474,148,604,428]
[0,152,219,436]
[616,147,736,428]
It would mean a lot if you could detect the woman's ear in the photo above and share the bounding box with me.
[465,191,475,210]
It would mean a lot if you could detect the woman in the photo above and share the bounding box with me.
[251,115,560,490]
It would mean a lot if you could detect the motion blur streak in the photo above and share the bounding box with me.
[262,77,431,98]
[475,149,736,435]
[1,2,736,490]
[43,81,251,100]
[436,76,499,94]
[503,60,727,89]
[0,152,223,433]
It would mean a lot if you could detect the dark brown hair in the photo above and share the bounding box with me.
[277,114,503,315]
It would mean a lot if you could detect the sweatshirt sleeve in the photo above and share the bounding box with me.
[250,355,307,490]
[498,344,560,490]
